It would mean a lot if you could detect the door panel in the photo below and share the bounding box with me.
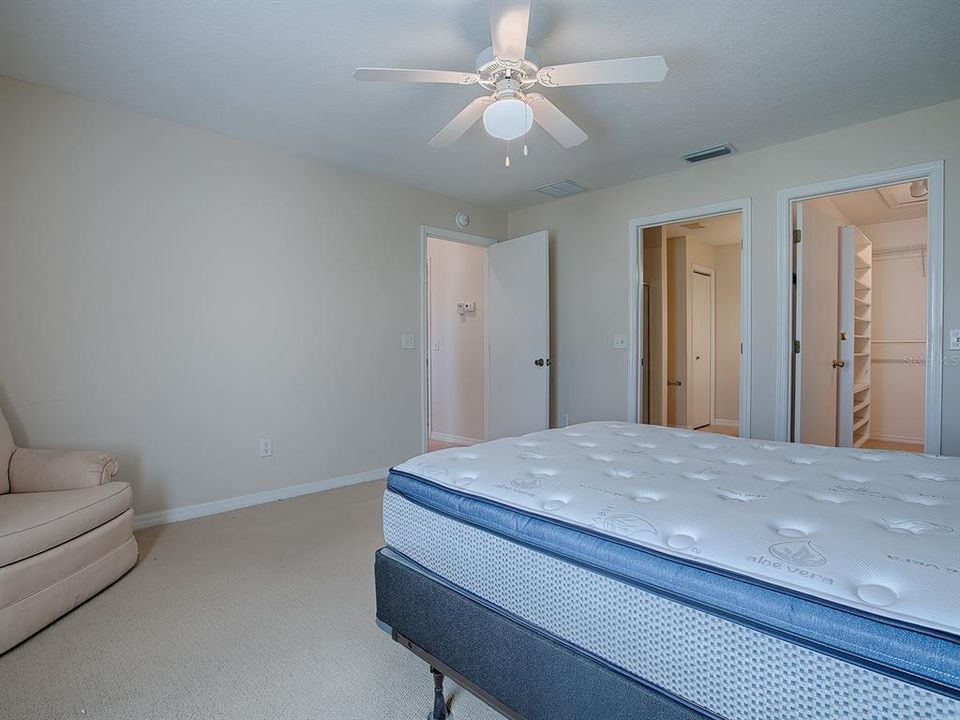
[837,226,856,446]
[690,271,712,428]
[795,201,840,446]
[487,231,550,439]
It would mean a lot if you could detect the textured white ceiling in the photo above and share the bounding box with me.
[1,1,958,211]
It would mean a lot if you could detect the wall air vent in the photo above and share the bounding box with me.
[683,144,736,164]
[535,179,586,198]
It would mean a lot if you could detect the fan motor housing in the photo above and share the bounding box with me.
[475,46,541,90]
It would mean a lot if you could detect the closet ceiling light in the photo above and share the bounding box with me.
[909,179,929,198]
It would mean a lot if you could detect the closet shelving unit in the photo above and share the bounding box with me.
[851,230,873,448]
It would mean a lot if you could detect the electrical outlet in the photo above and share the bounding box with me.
[950,329,960,351]
[259,438,273,458]
[401,334,415,350]
[613,334,628,349]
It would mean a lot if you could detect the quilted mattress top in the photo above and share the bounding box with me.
[394,422,960,637]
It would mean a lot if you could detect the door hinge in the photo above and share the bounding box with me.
[793,340,801,354]
[793,229,802,244]
[740,342,743,354]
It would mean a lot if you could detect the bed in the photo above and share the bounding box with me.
[374,421,960,719]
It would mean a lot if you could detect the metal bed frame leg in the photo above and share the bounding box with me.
[429,666,448,720]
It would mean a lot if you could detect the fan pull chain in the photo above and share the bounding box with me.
[504,140,510,168]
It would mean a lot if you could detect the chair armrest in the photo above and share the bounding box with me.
[8,448,119,493]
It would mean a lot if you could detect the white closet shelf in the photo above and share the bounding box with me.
[854,383,870,394]
[853,416,870,433]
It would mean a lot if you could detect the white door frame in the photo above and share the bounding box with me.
[628,199,752,437]
[420,226,497,454]
[774,161,944,453]
[690,264,716,428]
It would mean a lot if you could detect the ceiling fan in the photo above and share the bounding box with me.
[353,0,668,162]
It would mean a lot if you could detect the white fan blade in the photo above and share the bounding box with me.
[488,0,530,62]
[526,94,587,148]
[429,96,495,147]
[353,67,479,85]
[537,56,668,87]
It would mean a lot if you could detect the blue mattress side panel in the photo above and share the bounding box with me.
[386,470,960,695]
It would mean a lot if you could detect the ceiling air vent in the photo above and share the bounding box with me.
[535,179,586,198]
[683,144,736,164]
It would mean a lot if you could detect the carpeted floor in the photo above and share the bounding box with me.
[0,480,504,720]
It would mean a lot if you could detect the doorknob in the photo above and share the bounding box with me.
[534,358,545,367]
[832,359,846,369]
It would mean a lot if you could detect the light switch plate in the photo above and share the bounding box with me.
[401,334,415,350]
[259,438,273,458]
[613,334,628,349]
[950,329,960,351]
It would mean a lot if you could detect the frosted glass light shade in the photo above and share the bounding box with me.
[483,98,533,141]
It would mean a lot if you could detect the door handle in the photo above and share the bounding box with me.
[668,380,682,387]
[832,359,846,369]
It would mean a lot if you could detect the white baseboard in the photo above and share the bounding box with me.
[429,431,483,446]
[133,466,388,531]
[869,433,924,444]
[710,418,739,428]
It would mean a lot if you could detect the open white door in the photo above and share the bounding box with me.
[838,225,874,448]
[487,231,550,439]
[794,201,840,446]
[837,226,855,446]
[690,270,713,429]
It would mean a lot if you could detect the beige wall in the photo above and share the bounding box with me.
[0,77,505,515]
[507,99,960,452]
[427,237,485,443]
[714,244,741,423]
[862,218,927,443]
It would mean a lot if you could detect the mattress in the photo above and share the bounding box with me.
[384,421,960,720]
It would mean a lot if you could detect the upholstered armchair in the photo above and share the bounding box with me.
[0,408,137,654]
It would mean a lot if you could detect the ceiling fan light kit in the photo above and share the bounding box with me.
[354,0,668,163]
[482,95,533,141]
